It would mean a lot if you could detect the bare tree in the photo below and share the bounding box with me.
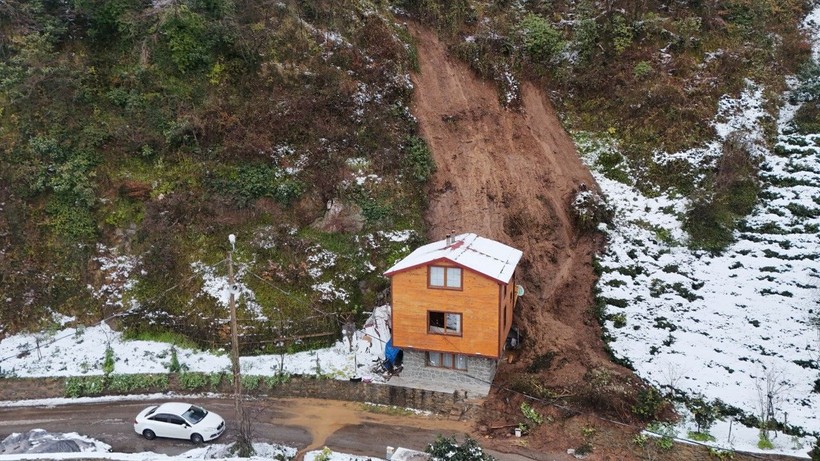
[755,364,792,444]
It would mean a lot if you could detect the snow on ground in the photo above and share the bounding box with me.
[0,305,393,383]
[577,14,820,459]
[0,430,385,461]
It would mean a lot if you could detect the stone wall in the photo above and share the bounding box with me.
[401,350,497,388]
[0,375,466,415]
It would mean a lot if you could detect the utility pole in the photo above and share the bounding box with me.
[227,234,251,454]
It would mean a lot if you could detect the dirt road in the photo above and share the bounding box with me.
[0,397,557,460]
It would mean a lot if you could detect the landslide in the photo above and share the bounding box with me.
[408,24,653,459]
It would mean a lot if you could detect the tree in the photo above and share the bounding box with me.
[687,395,717,435]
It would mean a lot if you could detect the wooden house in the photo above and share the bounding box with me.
[383,232,523,389]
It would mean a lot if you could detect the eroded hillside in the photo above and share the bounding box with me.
[407,16,819,458]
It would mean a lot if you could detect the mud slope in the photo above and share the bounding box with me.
[409,27,613,388]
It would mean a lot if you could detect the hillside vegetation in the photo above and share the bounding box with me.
[0,0,432,346]
[0,0,814,358]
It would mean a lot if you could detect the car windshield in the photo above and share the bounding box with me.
[182,405,208,424]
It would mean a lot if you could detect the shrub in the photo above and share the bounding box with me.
[403,136,435,183]
[102,346,115,375]
[179,372,209,390]
[610,14,633,54]
[572,187,613,232]
[520,402,544,425]
[684,132,760,252]
[688,395,719,434]
[633,386,665,422]
[758,431,774,449]
[265,373,290,388]
[708,447,734,460]
[107,374,140,393]
[611,313,627,328]
[168,347,182,373]
[426,435,496,461]
[208,372,224,390]
[520,14,564,68]
[633,61,653,79]
[158,6,212,74]
[809,437,820,460]
[647,423,676,450]
[241,374,261,390]
[64,376,106,397]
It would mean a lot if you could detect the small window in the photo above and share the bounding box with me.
[428,266,462,289]
[426,352,467,370]
[428,311,462,335]
[446,267,461,288]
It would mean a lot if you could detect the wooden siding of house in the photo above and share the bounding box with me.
[498,273,517,357]
[391,262,502,359]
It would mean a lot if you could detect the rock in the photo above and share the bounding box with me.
[310,200,365,233]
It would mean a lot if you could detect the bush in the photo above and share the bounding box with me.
[241,374,261,390]
[426,435,496,461]
[572,187,613,232]
[520,402,544,425]
[633,61,653,79]
[64,376,107,397]
[633,386,665,422]
[168,347,182,373]
[520,14,564,69]
[403,136,435,183]
[179,372,209,390]
[758,431,774,449]
[102,346,115,375]
[688,395,718,434]
[809,437,820,460]
[684,132,760,252]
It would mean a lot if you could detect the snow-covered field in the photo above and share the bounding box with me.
[577,9,820,459]
[0,305,391,382]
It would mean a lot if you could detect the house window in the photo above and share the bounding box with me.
[428,266,462,289]
[426,352,467,370]
[428,311,462,335]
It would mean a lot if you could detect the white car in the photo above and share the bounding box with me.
[134,402,225,444]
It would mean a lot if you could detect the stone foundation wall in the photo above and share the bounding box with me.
[401,350,497,389]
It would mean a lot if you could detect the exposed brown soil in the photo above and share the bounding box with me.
[405,25,792,461]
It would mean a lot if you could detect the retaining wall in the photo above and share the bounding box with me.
[0,375,466,415]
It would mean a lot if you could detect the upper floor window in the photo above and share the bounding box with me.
[428,266,462,289]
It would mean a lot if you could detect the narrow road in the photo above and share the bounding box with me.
[0,397,540,460]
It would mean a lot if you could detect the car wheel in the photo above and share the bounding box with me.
[142,429,156,440]
[191,433,204,444]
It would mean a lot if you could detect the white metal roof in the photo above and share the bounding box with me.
[384,233,522,283]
